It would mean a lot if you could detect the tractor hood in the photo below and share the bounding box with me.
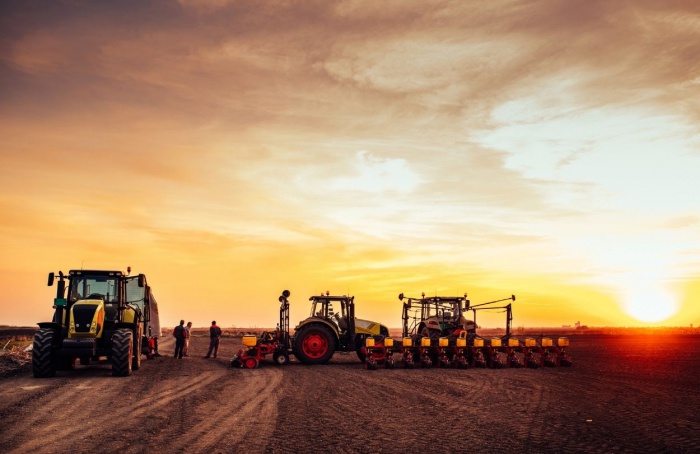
[69,299,105,338]
[355,318,388,336]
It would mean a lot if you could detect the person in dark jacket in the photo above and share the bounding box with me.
[173,320,186,359]
[204,320,222,359]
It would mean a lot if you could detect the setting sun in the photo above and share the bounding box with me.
[622,285,679,324]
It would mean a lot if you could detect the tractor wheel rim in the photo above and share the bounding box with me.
[302,333,328,359]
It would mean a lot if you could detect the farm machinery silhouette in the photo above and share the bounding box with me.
[33,268,161,378]
[369,292,572,369]
[231,290,571,369]
[231,290,389,368]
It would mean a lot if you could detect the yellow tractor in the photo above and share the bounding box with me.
[33,268,160,377]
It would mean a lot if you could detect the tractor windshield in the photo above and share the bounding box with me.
[69,275,119,303]
[421,299,461,328]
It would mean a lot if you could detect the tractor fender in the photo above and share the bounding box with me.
[115,321,138,331]
[121,307,140,324]
[38,322,62,331]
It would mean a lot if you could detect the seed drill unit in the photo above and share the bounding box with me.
[231,290,292,369]
[387,291,571,369]
[469,298,572,368]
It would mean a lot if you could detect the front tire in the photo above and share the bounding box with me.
[112,329,133,377]
[32,328,56,378]
[293,325,336,365]
[355,335,367,363]
[273,352,290,365]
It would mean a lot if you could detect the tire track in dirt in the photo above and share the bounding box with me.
[0,376,114,452]
[5,370,223,454]
[191,367,282,452]
[91,337,283,453]
[0,378,62,418]
[1,334,226,454]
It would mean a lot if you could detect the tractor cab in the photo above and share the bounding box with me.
[67,273,121,323]
[308,293,353,335]
[400,293,471,339]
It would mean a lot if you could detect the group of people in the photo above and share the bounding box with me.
[172,320,223,359]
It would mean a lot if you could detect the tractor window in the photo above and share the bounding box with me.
[423,304,438,320]
[69,276,119,303]
[311,299,329,318]
[126,277,146,305]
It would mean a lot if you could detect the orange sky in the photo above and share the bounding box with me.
[1,1,699,329]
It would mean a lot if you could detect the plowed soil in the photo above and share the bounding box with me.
[1,334,698,453]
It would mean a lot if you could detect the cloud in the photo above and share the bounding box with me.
[326,151,421,194]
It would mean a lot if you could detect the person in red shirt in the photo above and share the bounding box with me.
[204,320,222,359]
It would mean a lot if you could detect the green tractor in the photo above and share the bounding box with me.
[33,268,160,378]
[292,292,390,365]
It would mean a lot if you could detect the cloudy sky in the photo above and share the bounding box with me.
[2,0,699,329]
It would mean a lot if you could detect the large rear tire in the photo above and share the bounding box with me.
[293,324,336,365]
[112,329,133,377]
[32,328,56,378]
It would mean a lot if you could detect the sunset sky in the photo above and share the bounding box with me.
[2,0,699,330]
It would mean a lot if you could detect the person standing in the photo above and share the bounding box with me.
[183,321,193,357]
[173,320,186,359]
[204,320,222,359]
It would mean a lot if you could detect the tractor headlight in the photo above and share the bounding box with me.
[90,322,97,333]
[69,321,75,333]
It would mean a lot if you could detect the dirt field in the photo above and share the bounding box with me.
[1,333,698,453]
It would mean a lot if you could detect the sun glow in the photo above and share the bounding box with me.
[621,284,678,323]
